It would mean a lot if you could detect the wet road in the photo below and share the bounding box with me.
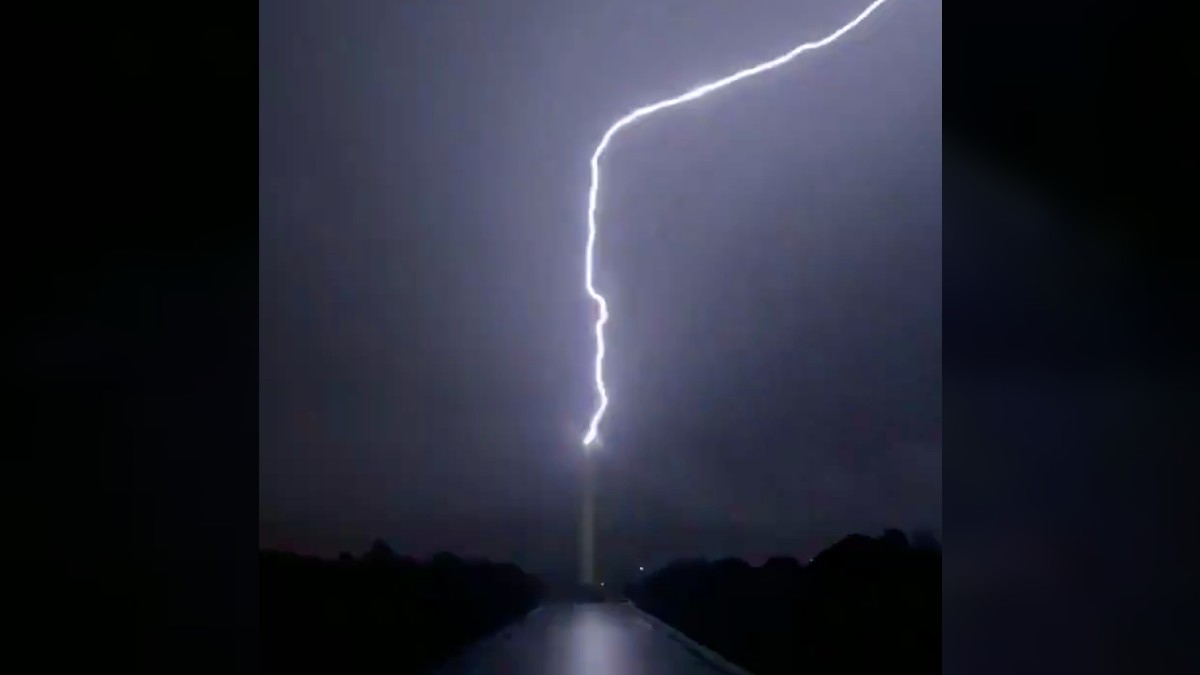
[431,602,744,675]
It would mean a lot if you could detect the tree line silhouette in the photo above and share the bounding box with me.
[260,540,542,673]
[625,528,941,673]
[262,529,938,673]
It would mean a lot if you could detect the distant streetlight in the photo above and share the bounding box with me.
[638,566,644,572]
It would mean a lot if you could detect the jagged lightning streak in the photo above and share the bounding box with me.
[582,0,894,448]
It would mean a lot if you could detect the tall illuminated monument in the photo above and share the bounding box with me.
[579,437,599,586]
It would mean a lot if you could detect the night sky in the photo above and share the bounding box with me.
[259,0,942,576]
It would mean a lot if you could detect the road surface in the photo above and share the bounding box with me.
[432,602,749,675]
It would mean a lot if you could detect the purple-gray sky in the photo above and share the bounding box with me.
[259,0,941,576]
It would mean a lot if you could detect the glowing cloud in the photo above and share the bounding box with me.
[582,0,894,448]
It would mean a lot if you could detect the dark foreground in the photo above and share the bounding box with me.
[628,530,941,673]
[262,530,939,674]
[260,543,541,673]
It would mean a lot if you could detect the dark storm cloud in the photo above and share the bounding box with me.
[260,0,941,572]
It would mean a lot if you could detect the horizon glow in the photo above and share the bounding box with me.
[582,0,895,448]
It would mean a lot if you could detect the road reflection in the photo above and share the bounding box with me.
[435,602,716,675]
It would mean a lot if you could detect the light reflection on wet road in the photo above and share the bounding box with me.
[431,602,733,675]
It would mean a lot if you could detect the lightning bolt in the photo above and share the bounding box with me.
[582,0,894,448]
